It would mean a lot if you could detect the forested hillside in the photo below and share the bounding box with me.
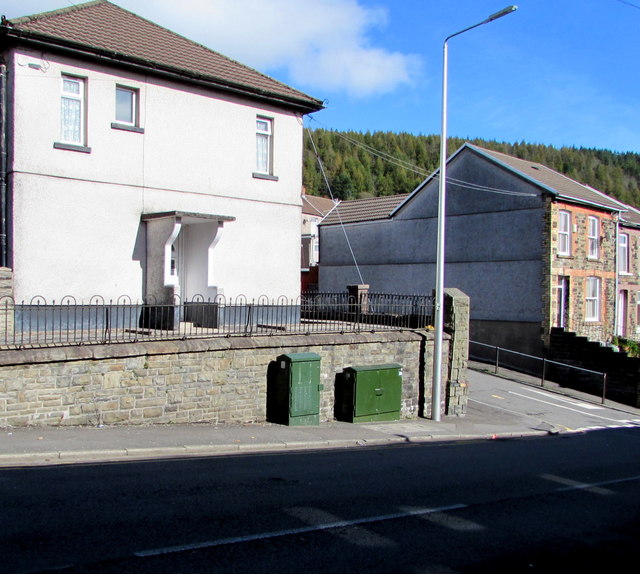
[303,129,640,207]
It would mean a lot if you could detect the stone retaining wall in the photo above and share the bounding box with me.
[0,330,448,427]
[0,289,470,427]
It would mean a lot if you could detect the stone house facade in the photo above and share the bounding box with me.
[616,208,640,339]
[544,199,618,345]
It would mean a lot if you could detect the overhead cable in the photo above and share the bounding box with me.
[307,116,536,198]
[306,128,365,285]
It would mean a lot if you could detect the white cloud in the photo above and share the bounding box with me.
[12,0,422,97]
[134,0,422,98]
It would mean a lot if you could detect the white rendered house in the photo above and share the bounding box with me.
[0,1,323,313]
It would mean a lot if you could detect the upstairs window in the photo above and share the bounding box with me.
[116,86,136,125]
[585,276,601,321]
[558,210,571,256]
[588,216,599,259]
[60,75,85,145]
[255,116,273,175]
[112,86,144,133]
[619,232,630,274]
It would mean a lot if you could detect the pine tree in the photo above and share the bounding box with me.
[302,129,640,208]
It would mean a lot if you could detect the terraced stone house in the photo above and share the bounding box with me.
[319,143,638,354]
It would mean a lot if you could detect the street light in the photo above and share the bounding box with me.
[431,5,518,422]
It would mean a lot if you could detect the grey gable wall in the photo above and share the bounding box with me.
[319,147,548,348]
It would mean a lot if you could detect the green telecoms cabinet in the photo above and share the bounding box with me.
[267,353,323,426]
[336,364,403,423]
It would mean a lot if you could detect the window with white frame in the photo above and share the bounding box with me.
[619,232,630,274]
[60,75,85,145]
[558,210,571,256]
[585,276,601,321]
[255,116,273,175]
[115,86,137,125]
[588,216,599,259]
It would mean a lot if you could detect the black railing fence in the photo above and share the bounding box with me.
[470,340,609,404]
[0,292,434,350]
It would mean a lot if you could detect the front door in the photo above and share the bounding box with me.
[617,290,628,337]
[555,276,570,329]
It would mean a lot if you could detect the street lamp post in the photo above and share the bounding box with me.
[431,5,518,422]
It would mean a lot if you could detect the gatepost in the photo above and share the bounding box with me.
[443,288,469,416]
[0,268,13,343]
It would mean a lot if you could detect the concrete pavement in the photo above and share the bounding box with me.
[1,365,637,467]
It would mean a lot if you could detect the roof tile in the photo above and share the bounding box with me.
[6,0,323,111]
[320,194,409,226]
[470,145,624,211]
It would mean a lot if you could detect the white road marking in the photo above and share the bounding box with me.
[131,471,640,560]
[524,388,603,409]
[541,474,615,495]
[508,391,627,423]
[134,503,468,557]
[551,474,640,493]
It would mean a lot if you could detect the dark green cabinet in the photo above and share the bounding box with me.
[336,364,402,422]
[267,353,322,426]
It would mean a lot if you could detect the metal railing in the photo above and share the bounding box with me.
[470,340,609,405]
[0,292,434,350]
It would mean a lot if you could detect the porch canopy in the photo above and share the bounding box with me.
[142,211,236,302]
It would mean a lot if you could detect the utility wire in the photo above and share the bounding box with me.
[615,0,640,10]
[306,128,365,285]
[307,117,536,198]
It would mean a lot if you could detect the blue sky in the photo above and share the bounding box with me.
[11,0,640,153]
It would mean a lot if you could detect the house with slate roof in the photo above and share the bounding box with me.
[319,143,639,354]
[0,1,323,310]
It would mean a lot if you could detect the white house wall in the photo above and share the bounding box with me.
[8,48,304,302]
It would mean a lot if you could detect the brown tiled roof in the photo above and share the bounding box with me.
[3,0,323,112]
[302,194,338,217]
[320,194,410,226]
[469,145,623,211]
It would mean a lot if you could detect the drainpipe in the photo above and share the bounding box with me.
[0,59,7,268]
[613,216,619,340]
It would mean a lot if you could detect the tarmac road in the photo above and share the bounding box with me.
[1,366,639,572]
[2,425,639,573]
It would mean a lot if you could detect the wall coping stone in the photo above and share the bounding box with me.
[0,330,440,367]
